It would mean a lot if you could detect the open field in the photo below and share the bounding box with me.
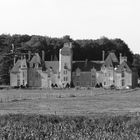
[0,88,140,115]
[1,88,140,139]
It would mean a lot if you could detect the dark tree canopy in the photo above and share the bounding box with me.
[0,34,135,84]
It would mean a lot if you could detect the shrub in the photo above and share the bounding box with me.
[0,114,140,139]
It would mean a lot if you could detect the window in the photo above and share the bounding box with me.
[76,81,80,86]
[22,65,26,68]
[35,63,38,68]
[64,63,67,69]
[64,70,67,75]
[17,79,20,86]
[121,71,125,77]
[64,77,68,81]
[23,72,24,77]
[122,79,125,86]
[66,77,68,81]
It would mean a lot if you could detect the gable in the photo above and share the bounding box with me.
[11,58,27,73]
[116,61,132,73]
[103,52,119,68]
[30,53,41,65]
[45,61,59,74]
[10,60,21,73]
[21,59,27,68]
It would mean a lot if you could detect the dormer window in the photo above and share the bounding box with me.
[22,65,26,68]
[35,63,38,68]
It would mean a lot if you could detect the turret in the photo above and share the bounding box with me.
[59,42,73,87]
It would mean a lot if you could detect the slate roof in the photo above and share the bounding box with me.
[103,52,119,67]
[45,61,59,74]
[30,53,41,64]
[10,60,22,73]
[11,58,27,73]
[116,61,132,73]
[72,61,103,72]
[60,44,72,56]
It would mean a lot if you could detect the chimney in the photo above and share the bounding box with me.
[28,51,31,61]
[42,50,45,61]
[119,53,122,64]
[13,55,16,65]
[12,44,14,52]
[102,50,105,61]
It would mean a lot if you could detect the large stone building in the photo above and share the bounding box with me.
[10,42,138,89]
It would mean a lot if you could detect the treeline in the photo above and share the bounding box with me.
[0,34,138,84]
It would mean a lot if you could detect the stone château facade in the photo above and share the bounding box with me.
[10,42,138,89]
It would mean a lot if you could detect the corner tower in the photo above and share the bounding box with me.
[59,42,73,87]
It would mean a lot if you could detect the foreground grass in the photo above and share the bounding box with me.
[0,113,140,139]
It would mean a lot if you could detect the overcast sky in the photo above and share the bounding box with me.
[0,0,140,53]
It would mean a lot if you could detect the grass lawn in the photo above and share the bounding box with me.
[1,88,140,139]
[0,88,140,116]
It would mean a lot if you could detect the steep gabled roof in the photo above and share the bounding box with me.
[45,61,59,74]
[30,53,41,64]
[116,61,132,73]
[103,52,119,67]
[10,60,22,73]
[72,61,103,72]
[11,58,27,73]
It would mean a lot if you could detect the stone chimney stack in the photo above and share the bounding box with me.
[42,50,45,61]
[119,53,122,64]
[28,51,31,61]
[13,55,16,65]
[102,50,105,61]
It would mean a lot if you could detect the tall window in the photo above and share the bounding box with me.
[66,77,68,81]
[64,70,67,75]
[122,79,125,86]
[121,71,125,77]
[23,72,24,78]
[64,77,68,81]
[64,63,67,69]
[17,74,20,86]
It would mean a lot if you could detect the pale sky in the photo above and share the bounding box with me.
[0,0,140,54]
